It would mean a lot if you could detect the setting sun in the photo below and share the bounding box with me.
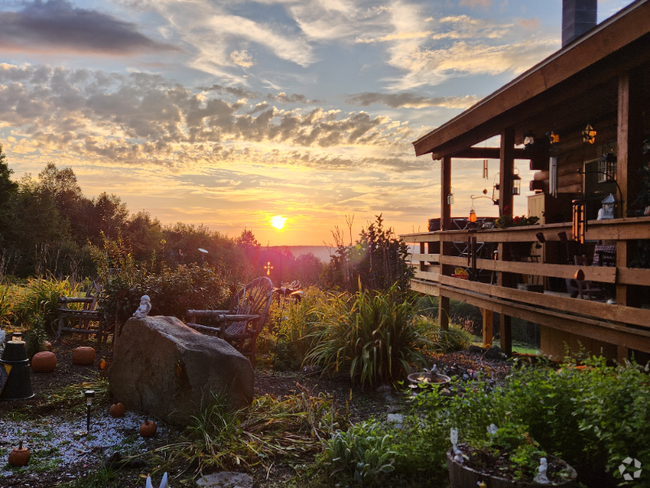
[270,215,287,230]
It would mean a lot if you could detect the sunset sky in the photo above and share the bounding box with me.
[0,0,634,246]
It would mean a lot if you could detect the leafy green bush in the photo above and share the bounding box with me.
[305,285,429,386]
[411,315,472,353]
[99,264,229,328]
[321,421,396,486]
[271,286,327,370]
[13,277,77,335]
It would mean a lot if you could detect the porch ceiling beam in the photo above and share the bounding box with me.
[446,147,531,160]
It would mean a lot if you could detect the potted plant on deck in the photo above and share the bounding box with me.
[447,424,577,487]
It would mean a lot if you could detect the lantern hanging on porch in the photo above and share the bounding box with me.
[549,131,560,144]
[572,199,587,244]
[598,151,616,183]
[597,193,616,220]
[582,124,597,144]
[511,168,522,195]
[469,208,477,223]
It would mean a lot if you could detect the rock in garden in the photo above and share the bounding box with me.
[483,345,506,360]
[72,346,96,365]
[108,316,254,426]
[196,472,253,488]
[468,345,486,355]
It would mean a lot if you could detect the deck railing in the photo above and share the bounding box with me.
[401,216,650,355]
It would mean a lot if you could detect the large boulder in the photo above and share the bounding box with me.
[108,316,254,425]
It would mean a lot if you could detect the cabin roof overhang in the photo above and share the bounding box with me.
[413,0,650,160]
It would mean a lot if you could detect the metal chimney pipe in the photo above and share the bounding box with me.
[562,0,597,47]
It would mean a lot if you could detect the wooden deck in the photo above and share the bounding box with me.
[401,217,650,358]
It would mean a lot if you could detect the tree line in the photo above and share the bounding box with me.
[0,145,322,285]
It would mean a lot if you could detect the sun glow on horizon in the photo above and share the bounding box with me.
[270,215,287,230]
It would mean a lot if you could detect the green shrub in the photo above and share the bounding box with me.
[13,277,77,335]
[321,421,396,486]
[411,315,472,353]
[305,286,429,386]
[25,314,48,359]
[271,287,327,370]
[99,264,229,327]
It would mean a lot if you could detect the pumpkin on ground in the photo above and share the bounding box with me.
[140,420,157,438]
[109,403,125,418]
[8,441,30,466]
[72,346,96,366]
[31,351,57,372]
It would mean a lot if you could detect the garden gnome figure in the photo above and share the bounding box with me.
[133,295,152,319]
[450,428,463,464]
[534,457,550,484]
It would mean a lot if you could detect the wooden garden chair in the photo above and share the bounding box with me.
[186,277,274,367]
[56,278,105,345]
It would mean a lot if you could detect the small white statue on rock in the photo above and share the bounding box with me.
[534,457,550,484]
[133,295,152,319]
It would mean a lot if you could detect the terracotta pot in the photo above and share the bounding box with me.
[31,351,57,373]
[447,450,577,488]
[8,441,30,466]
[109,403,125,418]
[72,346,96,366]
[140,420,157,438]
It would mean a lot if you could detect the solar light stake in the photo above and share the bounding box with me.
[85,390,95,433]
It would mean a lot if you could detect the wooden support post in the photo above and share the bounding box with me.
[500,315,512,356]
[439,295,450,331]
[498,128,515,357]
[499,128,515,217]
[481,309,493,348]
[441,155,452,230]
[616,70,644,310]
[440,155,453,279]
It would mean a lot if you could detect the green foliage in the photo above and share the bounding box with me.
[305,285,428,386]
[25,315,48,359]
[411,315,472,353]
[12,277,77,335]
[271,287,327,370]
[502,357,650,486]
[321,421,396,486]
[323,214,413,294]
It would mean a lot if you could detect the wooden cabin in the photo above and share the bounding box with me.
[402,0,650,362]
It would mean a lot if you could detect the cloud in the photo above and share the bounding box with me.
[519,18,541,30]
[380,7,557,90]
[230,50,254,68]
[0,65,417,169]
[345,92,480,109]
[0,0,179,56]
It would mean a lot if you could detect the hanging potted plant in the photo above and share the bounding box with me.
[447,424,577,488]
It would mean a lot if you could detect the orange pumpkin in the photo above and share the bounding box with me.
[43,341,53,351]
[72,346,96,365]
[140,420,157,438]
[32,351,57,372]
[8,441,30,466]
[98,358,109,370]
[109,402,125,418]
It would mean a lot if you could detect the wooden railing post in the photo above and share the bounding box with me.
[481,309,493,348]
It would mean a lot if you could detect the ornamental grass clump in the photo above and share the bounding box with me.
[305,284,430,386]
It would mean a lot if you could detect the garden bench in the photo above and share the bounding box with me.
[186,276,273,368]
[56,278,105,345]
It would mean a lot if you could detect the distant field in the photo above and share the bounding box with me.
[270,246,333,263]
